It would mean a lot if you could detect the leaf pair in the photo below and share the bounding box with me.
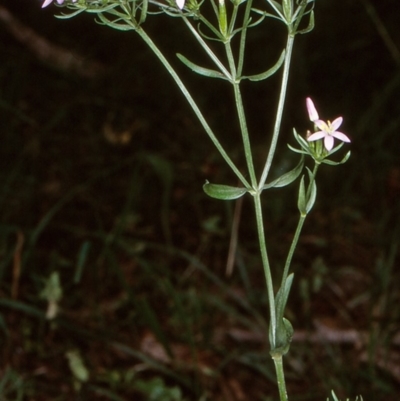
[177,50,285,83]
[203,156,304,200]
[269,274,294,356]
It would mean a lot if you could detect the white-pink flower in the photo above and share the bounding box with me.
[306,97,350,152]
[42,0,77,8]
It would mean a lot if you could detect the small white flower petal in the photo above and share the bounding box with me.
[324,136,334,151]
[42,0,53,7]
[306,97,319,122]
[330,117,343,131]
[331,131,351,143]
[176,0,185,9]
[307,131,326,142]
[314,119,329,132]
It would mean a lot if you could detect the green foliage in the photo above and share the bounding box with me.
[203,181,248,200]
[134,377,187,401]
[328,390,364,401]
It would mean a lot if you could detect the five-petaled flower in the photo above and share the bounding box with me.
[306,97,350,152]
[42,0,77,8]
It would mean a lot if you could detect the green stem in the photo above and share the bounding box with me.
[272,355,288,401]
[253,193,276,345]
[135,26,251,189]
[280,215,306,290]
[225,42,257,188]
[237,0,253,77]
[280,162,319,311]
[258,34,295,190]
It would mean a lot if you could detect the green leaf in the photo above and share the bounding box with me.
[287,144,309,155]
[322,150,351,166]
[265,0,284,20]
[275,273,294,324]
[297,10,314,34]
[139,0,148,24]
[243,50,285,82]
[282,0,293,22]
[56,9,86,19]
[293,128,311,151]
[97,13,136,31]
[203,181,247,200]
[40,271,63,303]
[218,0,228,37]
[251,8,284,21]
[297,168,317,216]
[176,54,229,80]
[66,350,89,382]
[262,156,304,189]
[305,167,317,213]
[297,175,307,215]
[327,390,364,401]
[270,274,294,354]
[270,317,294,356]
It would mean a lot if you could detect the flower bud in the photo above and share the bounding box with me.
[218,0,228,38]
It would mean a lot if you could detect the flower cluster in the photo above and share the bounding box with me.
[42,0,77,8]
[306,97,350,152]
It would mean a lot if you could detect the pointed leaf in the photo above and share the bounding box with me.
[265,0,284,19]
[293,128,311,151]
[243,50,285,82]
[305,167,317,213]
[282,0,293,22]
[251,8,284,21]
[322,150,351,166]
[277,317,294,355]
[297,10,314,34]
[56,8,86,18]
[177,54,229,80]
[139,0,148,24]
[271,274,294,355]
[203,181,247,200]
[271,318,294,356]
[287,143,309,155]
[263,156,304,189]
[297,175,306,215]
[275,273,294,322]
[97,13,136,31]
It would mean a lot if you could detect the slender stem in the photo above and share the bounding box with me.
[272,355,289,401]
[225,42,257,188]
[258,34,295,190]
[135,26,251,189]
[280,215,306,289]
[228,3,239,34]
[237,0,253,77]
[280,162,319,295]
[253,193,276,346]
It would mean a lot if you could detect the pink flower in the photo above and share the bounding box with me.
[306,97,350,152]
[42,0,77,8]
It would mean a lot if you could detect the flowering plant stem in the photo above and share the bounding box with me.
[45,1,349,399]
[280,163,319,290]
[131,19,293,401]
[273,354,289,401]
